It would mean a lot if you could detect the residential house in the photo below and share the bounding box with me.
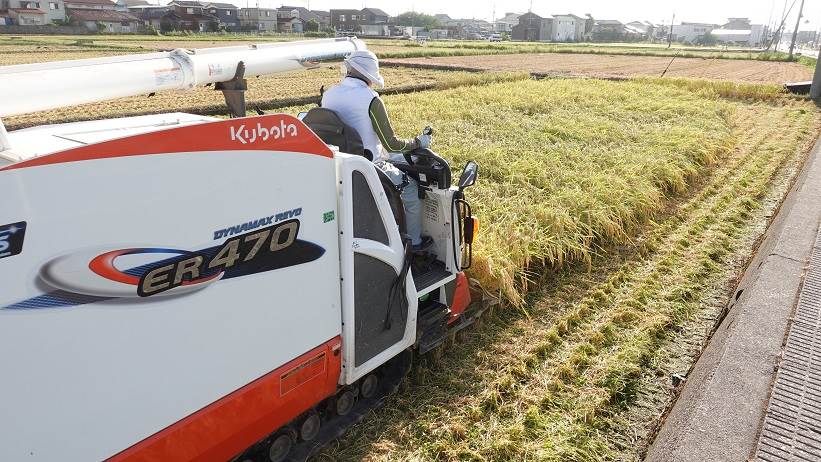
[710,17,765,46]
[711,26,765,46]
[1,0,65,24]
[591,19,625,41]
[552,13,585,42]
[115,0,147,11]
[167,0,218,31]
[428,28,449,39]
[360,23,389,36]
[70,7,140,31]
[329,8,359,32]
[724,17,752,29]
[129,5,184,31]
[205,2,238,31]
[360,7,387,24]
[276,9,302,32]
[64,0,115,10]
[493,11,520,33]
[625,20,655,39]
[310,9,328,30]
[671,22,715,43]
[400,25,425,37]
[511,12,552,41]
[7,6,48,25]
[276,6,320,33]
[463,18,492,38]
[239,7,276,32]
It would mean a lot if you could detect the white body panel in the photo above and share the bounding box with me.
[0,117,341,461]
[336,154,418,384]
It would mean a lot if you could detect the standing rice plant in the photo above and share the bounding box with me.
[383,79,734,305]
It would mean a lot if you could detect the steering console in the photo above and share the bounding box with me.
[394,148,452,190]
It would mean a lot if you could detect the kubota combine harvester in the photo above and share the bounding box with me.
[0,38,489,462]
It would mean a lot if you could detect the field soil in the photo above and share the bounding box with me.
[384,53,813,83]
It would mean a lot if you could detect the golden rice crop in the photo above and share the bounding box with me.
[381,79,734,305]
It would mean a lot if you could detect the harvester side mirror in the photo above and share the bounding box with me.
[458,160,478,191]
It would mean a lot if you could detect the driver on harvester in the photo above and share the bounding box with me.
[321,50,433,252]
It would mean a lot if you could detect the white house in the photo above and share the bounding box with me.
[712,24,765,46]
[671,22,715,43]
[493,11,520,33]
[552,13,585,42]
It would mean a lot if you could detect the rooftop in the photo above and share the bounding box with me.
[69,7,139,21]
[65,0,118,5]
[361,7,389,17]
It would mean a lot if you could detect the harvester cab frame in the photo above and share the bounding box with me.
[0,38,492,462]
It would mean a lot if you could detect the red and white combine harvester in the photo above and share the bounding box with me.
[0,38,487,462]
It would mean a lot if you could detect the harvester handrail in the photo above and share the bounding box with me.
[0,37,365,119]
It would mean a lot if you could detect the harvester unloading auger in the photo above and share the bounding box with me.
[0,38,493,462]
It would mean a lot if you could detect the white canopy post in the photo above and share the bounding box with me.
[0,119,10,153]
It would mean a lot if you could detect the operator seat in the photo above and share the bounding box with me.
[303,107,406,235]
[302,107,372,161]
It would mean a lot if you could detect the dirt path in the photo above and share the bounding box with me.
[384,53,813,84]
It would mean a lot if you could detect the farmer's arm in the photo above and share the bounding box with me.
[369,97,420,154]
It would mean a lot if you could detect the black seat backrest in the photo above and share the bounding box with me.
[303,108,372,161]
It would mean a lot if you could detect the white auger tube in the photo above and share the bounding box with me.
[0,37,366,118]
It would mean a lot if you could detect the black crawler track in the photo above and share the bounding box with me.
[234,284,497,462]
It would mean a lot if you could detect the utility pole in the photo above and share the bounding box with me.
[789,0,805,59]
[667,12,675,48]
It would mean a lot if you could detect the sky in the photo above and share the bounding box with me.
[233,0,821,31]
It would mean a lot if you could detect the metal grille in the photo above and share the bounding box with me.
[756,232,821,462]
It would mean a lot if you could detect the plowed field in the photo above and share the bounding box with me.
[385,53,813,83]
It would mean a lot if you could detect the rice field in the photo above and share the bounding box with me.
[312,80,820,461]
[366,78,737,305]
[2,38,820,461]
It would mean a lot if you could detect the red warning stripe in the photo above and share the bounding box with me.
[107,336,342,462]
[1,114,333,172]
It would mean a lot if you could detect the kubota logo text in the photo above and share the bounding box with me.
[230,121,298,145]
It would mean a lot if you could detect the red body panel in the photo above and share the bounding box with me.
[448,272,471,324]
[1,114,333,172]
[108,336,343,462]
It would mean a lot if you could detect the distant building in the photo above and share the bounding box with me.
[204,2,238,31]
[591,19,624,41]
[310,9,329,30]
[552,13,585,42]
[710,17,765,46]
[8,7,48,25]
[360,7,388,24]
[167,0,218,31]
[70,7,140,31]
[330,8,359,32]
[129,5,183,31]
[493,11,520,33]
[239,6,276,32]
[65,0,114,11]
[1,0,65,24]
[511,12,552,41]
[625,20,655,39]
[671,22,715,43]
[115,0,147,11]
